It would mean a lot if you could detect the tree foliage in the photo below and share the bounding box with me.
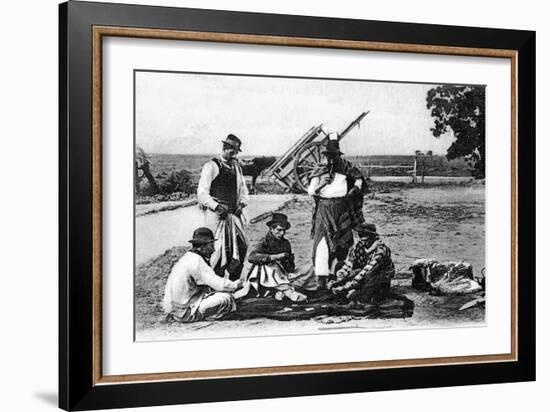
[135,145,160,195]
[426,85,486,178]
[161,169,195,195]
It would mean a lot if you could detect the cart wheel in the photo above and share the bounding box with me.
[293,141,325,193]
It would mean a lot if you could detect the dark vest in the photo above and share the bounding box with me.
[210,158,238,208]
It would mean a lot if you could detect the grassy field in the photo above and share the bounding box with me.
[136,153,475,201]
[147,153,472,178]
[350,155,472,177]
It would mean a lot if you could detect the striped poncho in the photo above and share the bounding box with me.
[309,157,367,261]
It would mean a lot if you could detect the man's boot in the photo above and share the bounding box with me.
[316,276,327,291]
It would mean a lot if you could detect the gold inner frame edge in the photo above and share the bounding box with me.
[91,25,518,386]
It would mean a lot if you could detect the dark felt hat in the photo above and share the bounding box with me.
[189,227,217,245]
[322,139,343,155]
[355,222,379,237]
[221,134,242,152]
[266,212,291,230]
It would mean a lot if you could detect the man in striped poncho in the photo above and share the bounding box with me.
[307,135,366,290]
[328,222,395,303]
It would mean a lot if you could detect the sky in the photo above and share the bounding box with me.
[135,71,458,156]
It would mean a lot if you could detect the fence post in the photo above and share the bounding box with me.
[420,156,430,184]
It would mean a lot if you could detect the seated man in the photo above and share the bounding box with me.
[247,213,307,302]
[162,227,242,322]
[328,223,395,303]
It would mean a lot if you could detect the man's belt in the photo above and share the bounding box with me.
[214,199,239,213]
[318,196,347,203]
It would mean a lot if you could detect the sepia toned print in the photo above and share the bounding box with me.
[134,70,486,341]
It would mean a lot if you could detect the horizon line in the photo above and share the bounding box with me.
[143,152,450,157]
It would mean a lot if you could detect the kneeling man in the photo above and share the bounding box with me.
[247,213,307,302]
[162,227,242,322]
[328,223,395,303]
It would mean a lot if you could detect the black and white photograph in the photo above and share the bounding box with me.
[134,70,487,341]
[1,0,542,410]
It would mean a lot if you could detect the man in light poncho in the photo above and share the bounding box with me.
[197,134,249,281]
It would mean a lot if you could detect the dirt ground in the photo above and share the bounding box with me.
[135,182,485,341]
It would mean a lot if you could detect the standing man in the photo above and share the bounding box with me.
[307,134,366,290]
[197,134,249,280]
[162,227,242,323]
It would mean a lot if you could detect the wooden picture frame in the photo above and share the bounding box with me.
[59,1,535,410]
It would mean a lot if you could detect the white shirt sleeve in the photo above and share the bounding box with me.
[194,255,239,292]
[197,161,220,211]
[235,161,249,206]
[307,176,320,196]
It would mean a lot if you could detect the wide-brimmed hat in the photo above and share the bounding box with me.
[220,134,242,152]
[355,222,379,237]
[266,212,291,230]
[189,227,217,245]
[322,139,343,155]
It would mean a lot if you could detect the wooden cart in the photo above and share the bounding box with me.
[264,111,369,192]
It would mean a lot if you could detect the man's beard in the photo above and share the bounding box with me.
[222,152,236,163]
[327,157,338,177]
[193,247,213,263]
[327,156,339,167]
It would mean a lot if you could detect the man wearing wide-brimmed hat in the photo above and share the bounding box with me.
[162,227,243,322]
[246,213,310,302]
[197,134,249,280]
[327,222,395,303]
[307,133,367,290]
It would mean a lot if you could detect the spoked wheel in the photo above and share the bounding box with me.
[293,141,325,193]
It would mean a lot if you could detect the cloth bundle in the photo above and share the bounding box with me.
[410,259,483,295]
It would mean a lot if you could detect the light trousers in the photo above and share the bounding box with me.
[196,292,236,320]
[314,237,337,278]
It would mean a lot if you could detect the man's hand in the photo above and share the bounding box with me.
[215,203,229,218]
[314,174,333,195]
[335,270,347,283]
[270,252,289,262]
[233,202,246,217]
[233,279,243,290]
[320,174,333,186]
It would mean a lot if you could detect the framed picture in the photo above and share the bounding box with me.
[59,1,535,410]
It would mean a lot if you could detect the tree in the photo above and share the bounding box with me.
[426,85,485,179]
[135,146,160,195]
